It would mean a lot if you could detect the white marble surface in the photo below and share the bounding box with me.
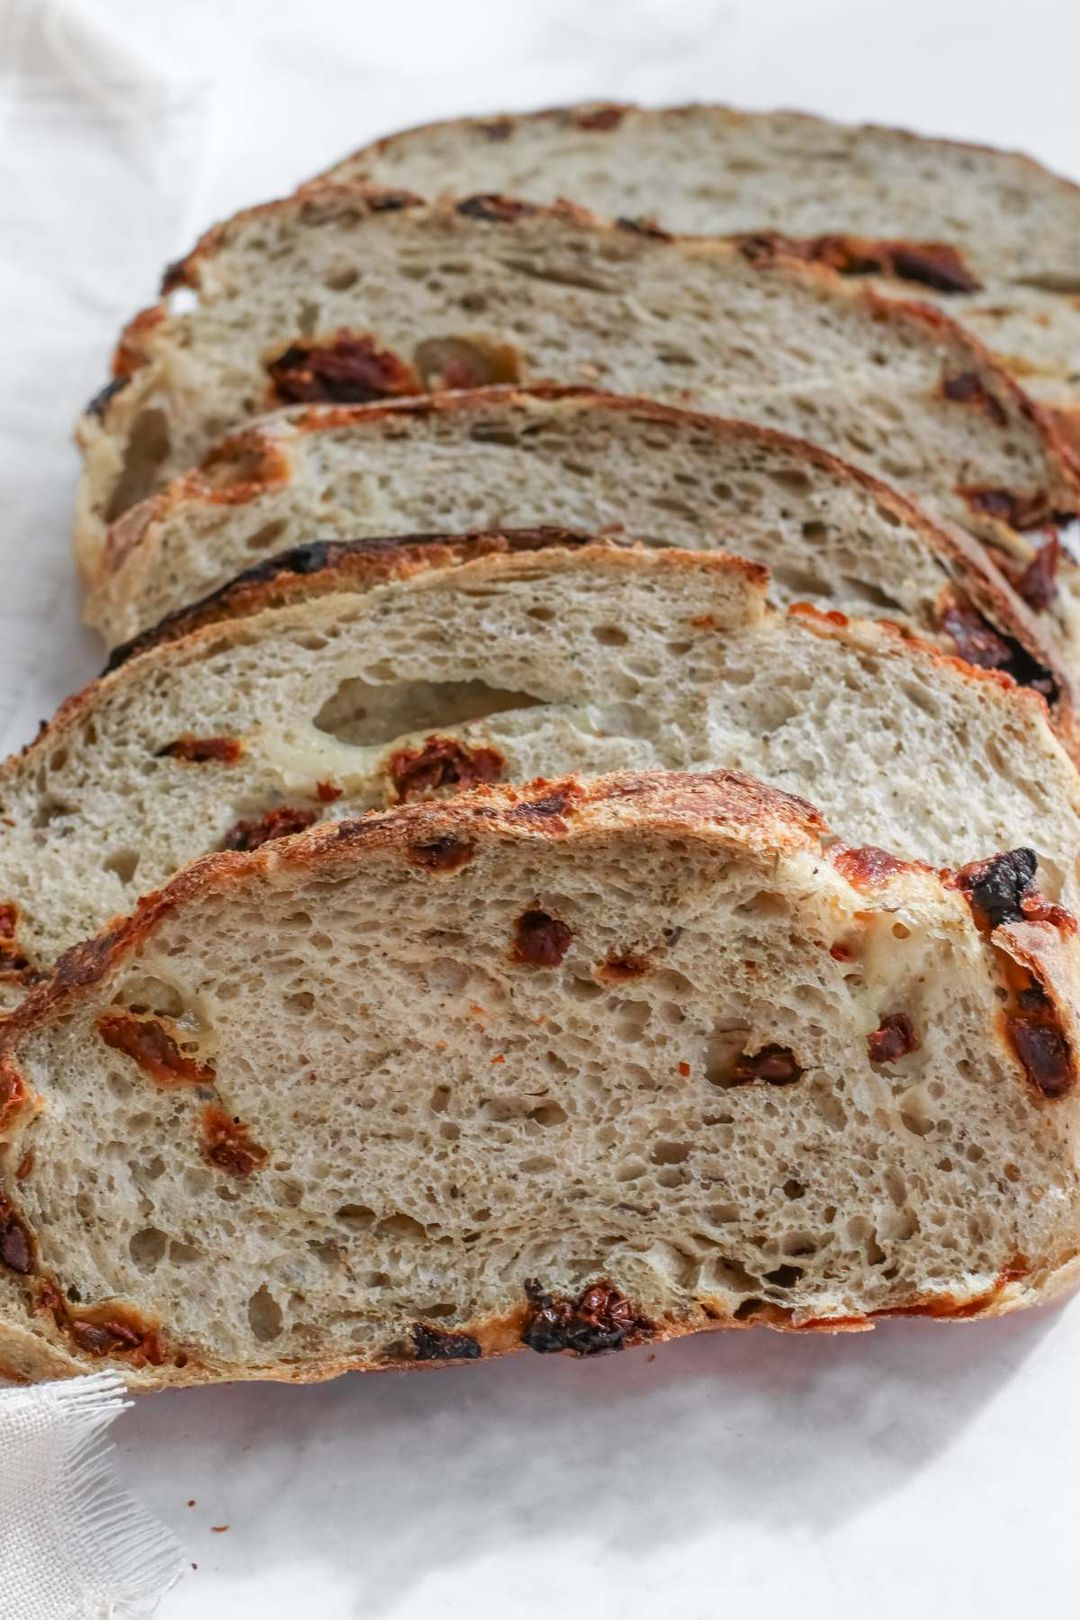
[3,0,1080,1613]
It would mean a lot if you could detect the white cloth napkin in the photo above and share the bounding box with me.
[0,1373,184,1620]
[0,0,212,750]
[0,2,210,1614]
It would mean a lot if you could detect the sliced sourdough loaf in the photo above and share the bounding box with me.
[74,190,1080,670]
[3,539,1080,1009]
[317,103,1080,427]
[2,768,1079,1387]
[89,391,1066,716]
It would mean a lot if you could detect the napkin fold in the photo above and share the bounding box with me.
[0,1373,183,1620]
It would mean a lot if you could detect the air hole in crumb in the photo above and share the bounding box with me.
[527,1101,567,1126]
[128,1227,168,1271]
[323,265,359,291]
[591,624,629,646]
[336,1203,375,1230]
[248,1285,284,1342]
[314,676,539,746]
[764,1264,804,1288]
[376,1213,427,1240]
[781,1231,818,1257]
[704,1024,752,1087]
[430,1085,451,1114]
[705,1256,761,1293]
[652,1140,690,1164]
[657,1167,688,1188]
[782,1178,805,1199]
[169,1240,200,1264]
[105,408,171,522]
[104,848,140,883]
[244,518,290,553]
[615,1159,648,1182]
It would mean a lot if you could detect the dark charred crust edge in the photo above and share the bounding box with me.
[103,526,606,671]
[84,376,129,420]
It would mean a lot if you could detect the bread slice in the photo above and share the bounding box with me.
[319,104,1080,283]
[74,189,1080,669]
[316,103,1080,426]
[2,767,1079,1387]
[4,538,1080,1009]
[89,392,1067,722]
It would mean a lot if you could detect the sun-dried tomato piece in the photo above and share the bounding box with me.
[939,603,1014,671]
[960,488,1066,532]
[1019,893,1078,933]
[98,1012,215,1085]
[511,910,573,968]
[938,599,1058,699]
[157,735,244,764]
[941,372,1007,426]
[1007,1017,1076,1098]
[867,1013,918,1065]
[70,1313,165,1365]
[735,231,980,292]
[885,242,981,293]
[266,331,421,406]
[387,736,504,802]
[222,805,318,852]
[1012,535,1061,612]
[954,849,1038,930]
[0,1212,33,1274]
[201,1105,269,1177]
[410,1323,482,1360]
[522,1279,652,1355]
